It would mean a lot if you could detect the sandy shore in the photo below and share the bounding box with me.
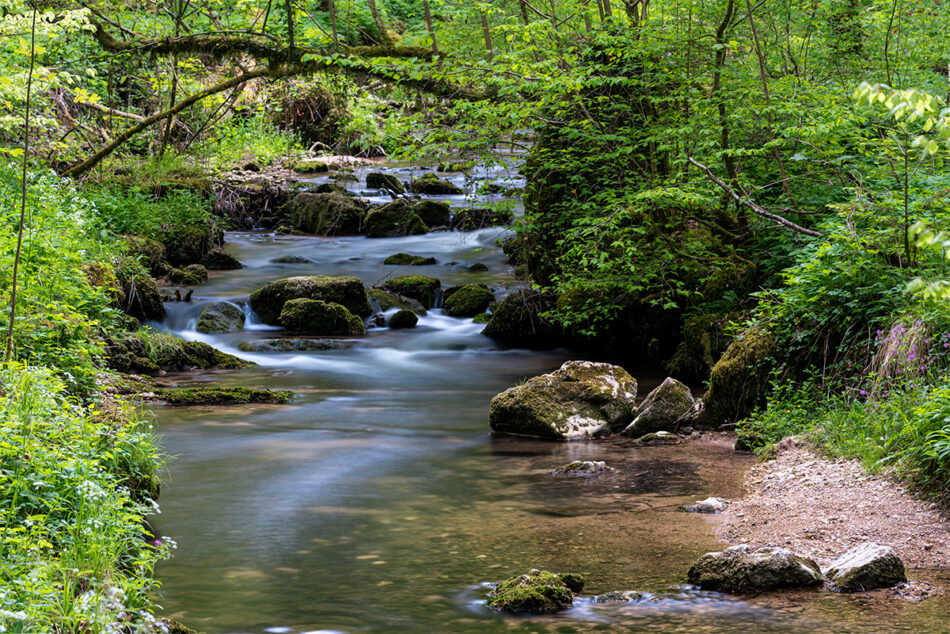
[717,437,950,571]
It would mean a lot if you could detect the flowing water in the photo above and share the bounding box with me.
[150,163,950,633]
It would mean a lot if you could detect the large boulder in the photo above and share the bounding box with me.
[366,172,405,194]
[279,299,365,336]
[482,289,560,348]
[287,192,367,235]
[408,173,462,195]
[622,377,695,436]
[443,284,494,317]
[124,235,168,277]
[114,258,166,322]
[823,543,906,592]
[163,224,214,266]
[487,569,584,613]
[452,207,513,231]
[364,200,428,238]
[202,248,242,270]
[237,338,352,352]
[489,361,638,440]
[196,302,246,333]
[367,288,426,315]
[250,276,371,325]
[167,264,208,286]
[413,200,451,228]
[380,275,441,309]
[700,327,775,426]
[388,309,418,329]
[383,253,436,266]
[687,546,822,593]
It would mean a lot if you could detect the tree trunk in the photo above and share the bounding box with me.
[423,0,438,54]
[480,11,493,60]
[367,0,393,46]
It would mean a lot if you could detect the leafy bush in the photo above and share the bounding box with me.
[86,185,210,240]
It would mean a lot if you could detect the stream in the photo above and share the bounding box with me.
[149,163,950,633]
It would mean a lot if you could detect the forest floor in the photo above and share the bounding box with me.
[717,437,950,576]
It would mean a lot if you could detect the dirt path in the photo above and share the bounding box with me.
[717,437,950,571]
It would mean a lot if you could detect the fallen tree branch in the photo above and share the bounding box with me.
[687,156,824,237]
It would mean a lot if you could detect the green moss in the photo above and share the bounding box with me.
[365,201,429,238]
[388,309,419,329]
[124,234,168,276]
[279,298,366,336]
[467,262,489,272]
[202,247,242,270]
[113,257,166,322]
[196,302,246,333]
[154,387,295,406]
[408,172,463,195]
[487,570,584,613]
[483,290,559,347]
[472,312,491,324]
[443,284,494,317]
[167,264,208,285]
[381,275,441,309]
[163,224,212,266]
[366,172,405,193]
[250,275,372,325]
[159,619,200,634]
[286,192,367,235]
[452,207,513,231]
[413,200,451,227]
[293,159,330,173]
[238,338,351,352]
[701,327,775,426]
[367,288,427,315]
[384,253,437,266]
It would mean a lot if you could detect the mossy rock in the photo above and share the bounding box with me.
[250,275,372,325]
[237,338,352,352]
[381,275,441,309]
[452,207,513,231]
[384,253,437,266]
[413,200,451,227]
[202,248,242,270]
[272,255,313,264]
[622,377,695,436]
[666,312,740,382]
[286,192,367,236]
[167,264,208,285]
[293,159,330,173]
[437,162,467,172]
[701,327,775,426]
[163,224,213,266]
[687,545,822,593]
[467,262,489,272]
[367,288,426,315]
[154,386,295,406]
[159,618,200,634]
[113,257,166,322]
[408,173,463,195]
[482,290,559,348]
[487,569,584,613]
[443,284,494,317]
[365,200,428,238]
[196,302,246,333]
[472,312,491,324]
[489,360,638,440]
[279,298,366,336]
[366,172,405,194]
[150,336,252,371]
[104,334,160,375]
[123,235,168,277]
[388,309,418,329]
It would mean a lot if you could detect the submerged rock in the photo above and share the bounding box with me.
[153,386,294,406]
[687,545,822,593]
[279,298,365,336]
[384,253,437,266]
[482,289,559,348]
[467,262,489,272]
[366,172,405,193]
[824,543,906,592]
[632,430,680,445]
[237,338,351,352]
[413,200,451,227]
[202,248,242,270]
[489,360,638,441]
[487,569,584,613]
[381,275,441,309]
[367,288,426,315]
[552,460,610,475]
[250,275,371,325]
[443,284,494,317]
[408,173,463,195]
[388,309,418,329]
[271,255,314,264]
[365,200,428,238]
[622,377,695,436]
[196,301,246,333]
[593,591,643,603]
[287,192,367,235]
[685,497,730,513]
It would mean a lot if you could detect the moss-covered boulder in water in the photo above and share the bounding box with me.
[489,360,638,440]
[622,377,695,436]
[388,309,418,329]
[487,569,584,613]
[367,288,427,315]
[293,159,330,173]
[237,338,351,352]
[482,289,559,348]
[452,207,513,231]
[163,224,213,266]
[687,545,822,593]
[279,298,365,336]
[381,275,441,309]
[384,253,437,266]
[366,172,405,193]
[250,275,371,325]
[365,200,428,238]
[443,284,494,317]
[154,386,295,406]
[167,264,208,285]
[202,247,242,270]
[413,200,451,227]
[700,327,775,426]
[106,331,250,374]
[196,302,246,333]
[472,312,491,324]
[408,173,463,195]
[287,192,367,235]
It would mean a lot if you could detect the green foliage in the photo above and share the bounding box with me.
[197,112,301,170]
[86,185,210,240]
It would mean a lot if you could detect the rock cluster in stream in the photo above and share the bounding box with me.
[487,569,585,613]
